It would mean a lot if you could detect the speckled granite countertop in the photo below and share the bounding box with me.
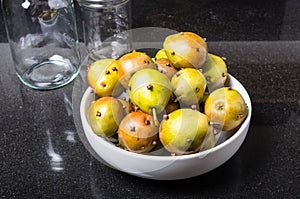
[1,0,300,198]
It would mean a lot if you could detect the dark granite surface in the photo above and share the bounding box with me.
[1,0,300,198]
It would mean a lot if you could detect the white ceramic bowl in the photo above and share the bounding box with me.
[80,74,252,180]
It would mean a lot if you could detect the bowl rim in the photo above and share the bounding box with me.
[80,74,252,161]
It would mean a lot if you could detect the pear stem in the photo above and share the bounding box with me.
[152,108,159,127]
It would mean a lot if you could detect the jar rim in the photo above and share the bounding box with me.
[78,0,130,8]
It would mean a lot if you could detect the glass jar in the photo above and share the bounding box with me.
[1,0,82,90]
[78,0,131,60]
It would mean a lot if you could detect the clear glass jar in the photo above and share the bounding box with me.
[78,0,131,60]
[1,0,82,90]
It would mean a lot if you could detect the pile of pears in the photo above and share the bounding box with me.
[87,32,248,156]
